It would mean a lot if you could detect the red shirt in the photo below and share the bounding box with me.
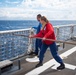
[34,22,56,45]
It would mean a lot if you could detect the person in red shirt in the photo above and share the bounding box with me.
[30,16,65,70]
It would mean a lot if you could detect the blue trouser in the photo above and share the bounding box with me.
[35,39,42,55]
[39,42,63,64]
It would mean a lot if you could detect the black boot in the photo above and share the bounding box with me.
[57,63,65,70]
[28,52,38,56]
[35,62,43,68]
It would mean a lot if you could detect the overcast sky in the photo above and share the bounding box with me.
[0,0,76,20]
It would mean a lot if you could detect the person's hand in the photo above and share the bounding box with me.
[29,35,34,38]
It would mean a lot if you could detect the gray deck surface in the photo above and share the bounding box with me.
[1,42,76,75]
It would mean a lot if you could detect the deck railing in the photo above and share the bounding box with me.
[54,24,76,40]
[0,24,76,61]
[0,28,32,61]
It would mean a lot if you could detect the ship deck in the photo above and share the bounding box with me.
[2,40,76,75]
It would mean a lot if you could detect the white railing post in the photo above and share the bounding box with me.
[27,28,35,54]
[56,27,59,40]
[70,25,74,38]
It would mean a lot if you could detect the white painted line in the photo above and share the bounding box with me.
[25,46,76,75]
[51,62,60,70]
[25,59,55,75]
[65,63,76,70]
[51,63,76,70]
[60,46,76,58]
[26,56,39,62]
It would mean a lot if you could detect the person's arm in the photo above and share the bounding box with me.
[32,23,42,32]
[34,30,43,37]
[32,26,38,29]
[29,30,43,38]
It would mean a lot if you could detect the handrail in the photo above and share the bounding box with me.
[0,24,76,34]
[54,24,76,28]
[0,28,31,34]
[13,34,76,45]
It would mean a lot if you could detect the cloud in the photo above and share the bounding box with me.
[20,0,76,10]
[0,0,76,20]
[0,7,36,20]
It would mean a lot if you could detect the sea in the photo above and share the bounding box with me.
[0,20,76,31]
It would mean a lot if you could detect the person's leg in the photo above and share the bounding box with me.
[34,39,39,55]
[49,42,63,63]
[49,42,65,70]
[39,43,48,62]
[37,39,42,56]
[35,43,48,67]
[38,39,42,50]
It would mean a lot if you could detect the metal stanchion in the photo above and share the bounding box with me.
[0,68,1,75]
[63,43,65,49]
[18,59,21,70]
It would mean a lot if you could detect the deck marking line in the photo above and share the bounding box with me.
[51,63,76,70]
[26,56,39,62]
[25,46,76,75]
